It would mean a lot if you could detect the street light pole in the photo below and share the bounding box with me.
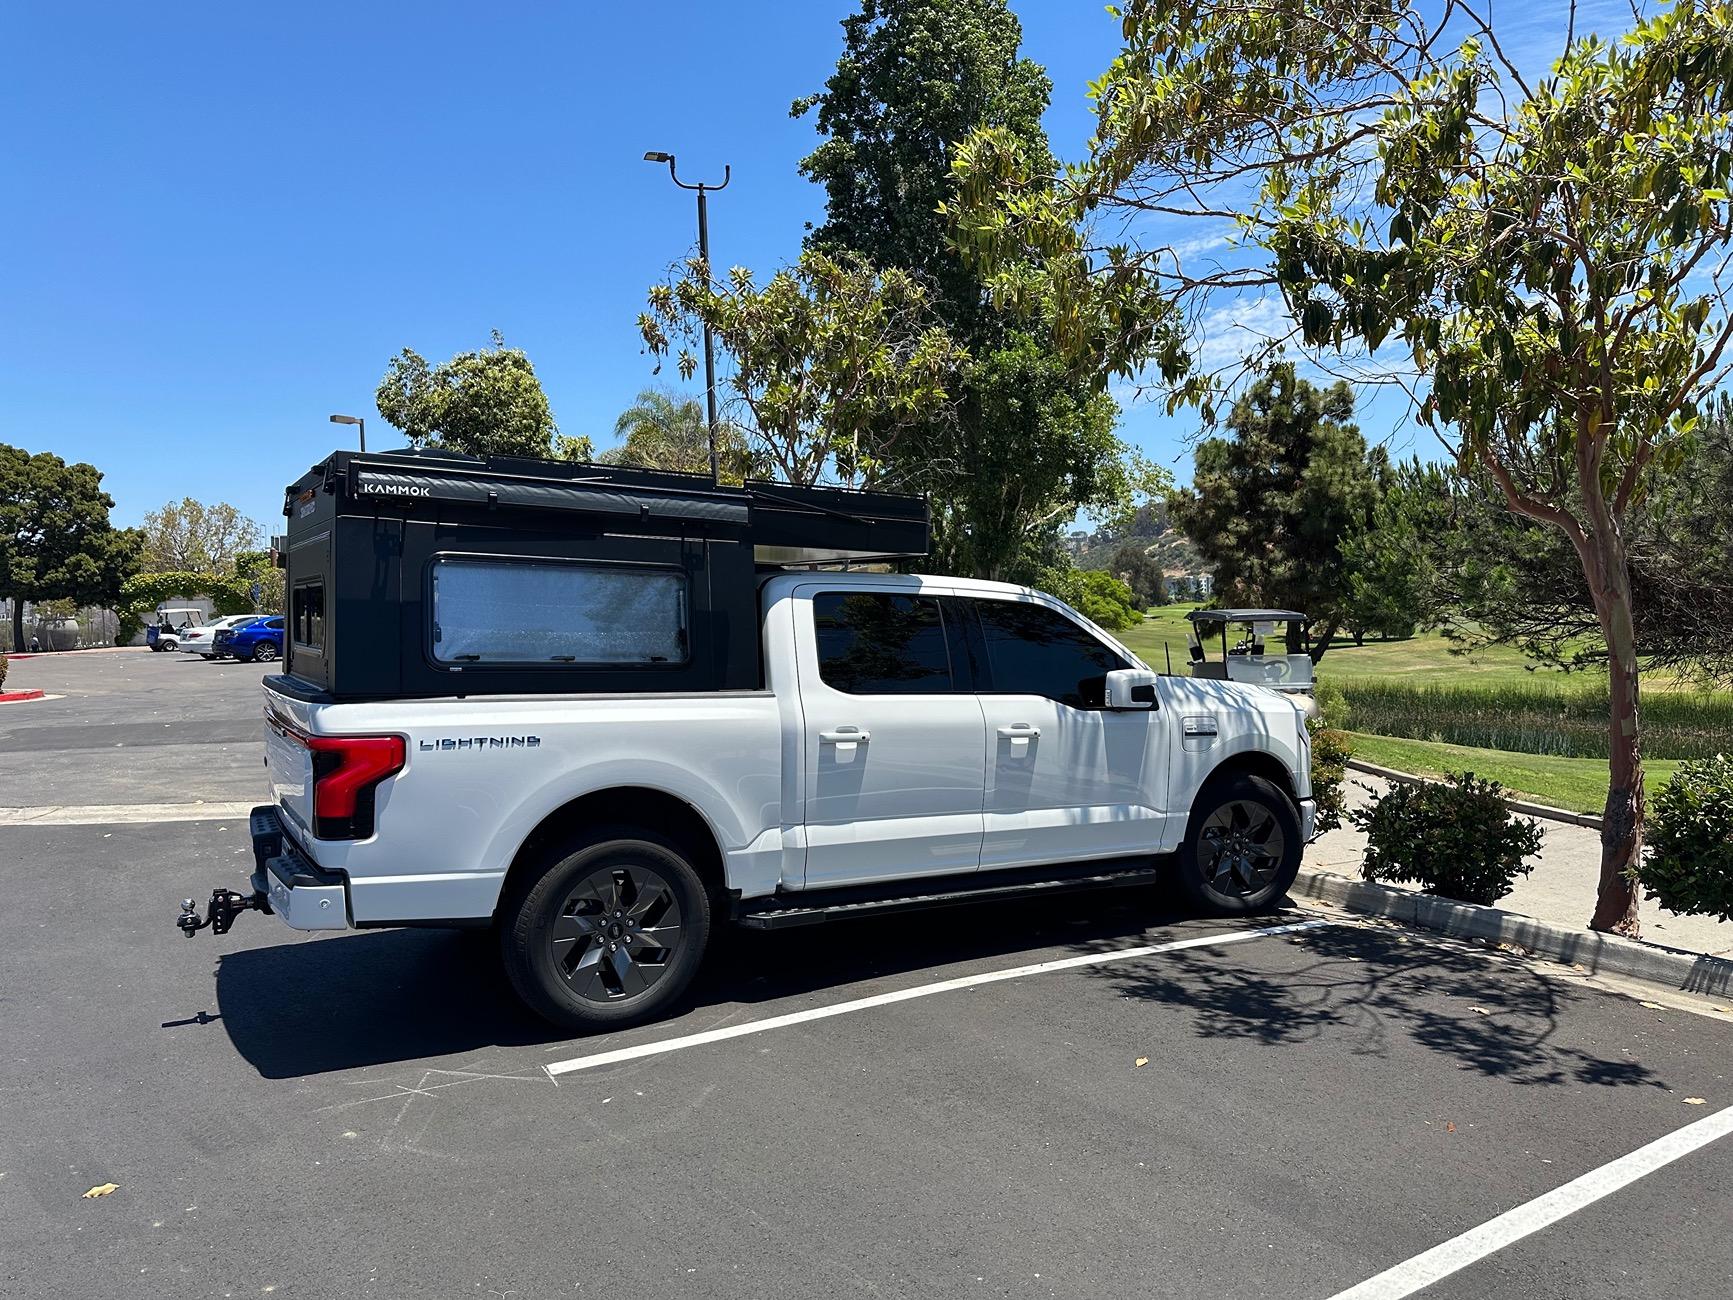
[645,151,730,483]
[329,413,366,452]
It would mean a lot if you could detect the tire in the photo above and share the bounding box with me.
[500,827,712,1031]
[1175,773,1302,914]
[252,641,280,663]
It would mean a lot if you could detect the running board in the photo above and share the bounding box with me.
[735,860,1166,930]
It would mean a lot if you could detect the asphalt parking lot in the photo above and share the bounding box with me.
[2,651,1730,1299]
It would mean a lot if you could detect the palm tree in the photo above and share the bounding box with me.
[602,387,754,481]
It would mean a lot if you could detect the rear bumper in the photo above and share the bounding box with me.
[248,805,350,930]
[1298,797,1318,844]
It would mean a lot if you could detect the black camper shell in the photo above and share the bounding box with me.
[276,449,928,701]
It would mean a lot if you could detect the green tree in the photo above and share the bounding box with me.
[235,550,284,617]
[1169,364,1387,660]
[139,497,262,574]
[1107,541,1167,609]
[601,387,754,483]
[1435,407,1733,685]
[639,250,966,487]
[1341,460,1450,644]
[952,0,1733,936]
[0,444,141,652]
[551,434,596,463]
[1048,567,1143,632]
[376,330,558,459]
[795,0,1143,580]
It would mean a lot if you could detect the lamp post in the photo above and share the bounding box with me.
[329,413,366,452]
[644,150,730,483]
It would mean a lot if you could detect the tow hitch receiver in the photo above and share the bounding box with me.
[177,888,270,938]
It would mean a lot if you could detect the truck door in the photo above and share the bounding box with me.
[965,597,1170,870]
[794,586,987,889]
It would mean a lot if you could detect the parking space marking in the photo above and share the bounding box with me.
[545,916,1334,1078]
[1328,1100,1733,1299]
[0,801,258,826]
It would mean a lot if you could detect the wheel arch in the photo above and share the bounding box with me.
[498,786,729,916]
[1196,750,1300,812]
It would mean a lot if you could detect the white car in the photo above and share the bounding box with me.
[178,615,262,659]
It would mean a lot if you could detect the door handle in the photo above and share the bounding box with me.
[819,728,870,744]
[997,723,1040,742]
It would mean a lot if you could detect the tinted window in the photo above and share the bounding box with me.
[291,584,323,649]
[813,592,952,694]
[975,600,1128,708]
[431,558,688,666]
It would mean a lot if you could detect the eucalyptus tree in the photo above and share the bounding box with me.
[951,0,1733,935]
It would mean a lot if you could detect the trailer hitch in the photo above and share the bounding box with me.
[177,888,269,938]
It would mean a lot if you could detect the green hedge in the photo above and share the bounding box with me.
[1336,680,1733,760]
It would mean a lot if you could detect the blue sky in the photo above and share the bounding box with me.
[1,2,1636,533]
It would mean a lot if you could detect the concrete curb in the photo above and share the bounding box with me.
[0,689,46,703]
[1346,758,1603,830]
[1296,867,1733,998]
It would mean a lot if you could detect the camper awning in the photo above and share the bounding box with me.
[351,466,750,528]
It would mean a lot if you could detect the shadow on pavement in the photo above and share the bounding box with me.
[1091,917,1671,1090]
[217,886,1192,1078]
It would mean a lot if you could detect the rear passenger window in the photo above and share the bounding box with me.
[813,592,952,694]
[975,600,1128,709]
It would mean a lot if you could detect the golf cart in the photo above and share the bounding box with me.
[1185,608,1316,715]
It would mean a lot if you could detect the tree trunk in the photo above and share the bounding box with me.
[1309,617,1339,664]
[1582,532,1643,937]
[10,599,23,654]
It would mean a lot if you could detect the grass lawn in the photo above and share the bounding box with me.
[1346,733,1683,815]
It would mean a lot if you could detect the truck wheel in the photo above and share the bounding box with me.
[500,828,712,1031]
[1176,774,1302,914]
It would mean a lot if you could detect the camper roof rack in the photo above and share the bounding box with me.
[287,449,930,565]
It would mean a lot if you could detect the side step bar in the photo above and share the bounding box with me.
[736,860,1166,931]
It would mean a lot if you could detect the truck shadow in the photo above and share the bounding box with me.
[216,887,1181,1078]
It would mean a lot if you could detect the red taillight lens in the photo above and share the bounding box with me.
[308,734,405,840]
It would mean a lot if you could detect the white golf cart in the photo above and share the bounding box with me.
[1185,608,1317,716]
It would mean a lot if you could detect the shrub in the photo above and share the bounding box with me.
[1309,722,1353,834]
[1313,679,1351,731]
[1350,771,1543,905]
[1638,755,1733,922]
[0,652,8,689]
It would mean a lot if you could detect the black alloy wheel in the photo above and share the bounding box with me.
[1177,773,1302,913]
[501,829,712,1031]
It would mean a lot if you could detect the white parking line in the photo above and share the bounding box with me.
[1327,1101,1733,1299]
[0,801,258,826]
[545,916,1333,1078]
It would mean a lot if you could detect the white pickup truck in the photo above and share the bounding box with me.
[207,570,1312,1031]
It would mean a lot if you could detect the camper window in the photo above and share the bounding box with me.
[429,557,688,668]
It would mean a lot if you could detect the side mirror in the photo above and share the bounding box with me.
[1105,667,1159,710]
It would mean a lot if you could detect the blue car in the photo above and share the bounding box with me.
[221,616,285,664]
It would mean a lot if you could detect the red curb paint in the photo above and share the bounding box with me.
[0,689,46,703]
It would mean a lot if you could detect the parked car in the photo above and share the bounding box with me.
[179,615,264,659]
[179,451,1314,1034]
[225,616,284,663]
[146,608,205,652]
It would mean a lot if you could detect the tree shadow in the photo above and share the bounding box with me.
[1090,920,1669,1089]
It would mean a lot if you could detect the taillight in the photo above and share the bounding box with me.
[307,734,405,840]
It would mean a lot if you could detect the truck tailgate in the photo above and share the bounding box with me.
[264,711,315,836]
